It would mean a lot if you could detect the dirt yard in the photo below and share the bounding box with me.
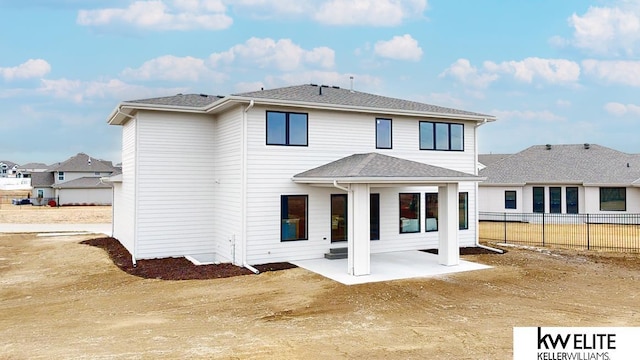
[1,230,639,359]
[0,204,112,224]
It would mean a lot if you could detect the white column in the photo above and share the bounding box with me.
[438,183,460,266]
[347,183,371,276]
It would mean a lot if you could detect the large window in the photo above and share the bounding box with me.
[281,195,308,241]
[566,187,578,214]
[600,187,626,211]
[505,191,517,209]
[419,122,464,151]
[533,187,545,213]
[376,118,392,149]
[549,187,562,213]
[459,192,469,230]
[331,194,347,242]
[266,111,308,146]
[425,193,438,232]
[399,193,420,233]
[370,194,380,240]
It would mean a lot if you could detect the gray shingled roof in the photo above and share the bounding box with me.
[30,172,54,187]
[478,154,511,167]
[0,160,18,167]
[125,93,224,108]
[479,144,640,185]
[119,84,493,119]
[19,162,48,170]
[48,153,117,173]
[234,84,491,117]
[294,153,481,181]
[52,177,112,189]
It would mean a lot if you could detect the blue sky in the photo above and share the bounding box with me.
[2,0,640,165]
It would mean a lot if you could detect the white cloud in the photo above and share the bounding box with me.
[209,37,335,71]
[491,109,565,122]
[314,0,427,26]
[38,78,185,103]
[0,59,51,81]
[484,58,580,84]
[77,0,233,31]
[560,4,640,56]
[440,59,498,89]
[604,102,640,116]
[582,59,640,86]
[121,55,224,82]
[374,34,423,61]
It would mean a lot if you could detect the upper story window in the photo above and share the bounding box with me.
[266,111,308,146]
[58,172,65,181]
[419,121,464,151]
[375,118,392,149]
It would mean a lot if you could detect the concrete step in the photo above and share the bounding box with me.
[329,247,347,254]
[324,252,348,260]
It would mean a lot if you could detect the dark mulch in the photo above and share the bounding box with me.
[421,246,506,255]
[80,237,296,280]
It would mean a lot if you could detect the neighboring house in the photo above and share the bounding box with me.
[45,153,117,205]
[106,84,495,276]
[18,162,49,175]
[478,144,640,214]
[0,161,19,178]
[30,171,55,204]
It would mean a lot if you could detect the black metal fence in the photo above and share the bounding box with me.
[479,212,640,252]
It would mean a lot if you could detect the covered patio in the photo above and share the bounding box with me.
[293,153,485,277]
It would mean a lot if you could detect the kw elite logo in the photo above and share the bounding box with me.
[513,327,639,360]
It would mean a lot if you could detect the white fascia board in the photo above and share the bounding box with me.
[215,96,496,122]
[292,176,486,184]
[583,182,632,187]
[107,101,219,125]
[478,183,526,187]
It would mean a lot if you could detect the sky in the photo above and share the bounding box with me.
[1,0,640,165]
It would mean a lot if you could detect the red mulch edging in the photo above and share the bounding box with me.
[80,237,296,280]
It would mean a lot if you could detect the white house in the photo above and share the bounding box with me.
[478,144,640,215]
[106,84,495,276]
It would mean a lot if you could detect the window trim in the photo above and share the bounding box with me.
[399,193,421,234]
[425,192,438,232]
[459,192,469,230]
[370,193,380,240]
[533,186,545,213]
[505,190,517,210]
[266,111,308,146]
[419,121,464,151]
[375,118,392,149]
[58,171,65,181]
[599,187,626,211]
[566,187,579,214]
[280,195,308,241]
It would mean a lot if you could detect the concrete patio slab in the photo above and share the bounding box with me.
[0,223,112,236]
[291,250,492,285]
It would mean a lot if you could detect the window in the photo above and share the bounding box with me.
[376,118,392,149]
[505,191,517,209]
[399,193,420,233]
[370,194,380,240]
[549,187,562,213]
[37,189,44,198]
[419,122,464,151]
[266,111,308,146]
[58,172,65,181]
[331,194,347,242]
[600,187,626,211]
[566,187,578,214]
[533,187,545,213]
[425,193,438,232]
[459,192,469,230]
[281,195,308,241]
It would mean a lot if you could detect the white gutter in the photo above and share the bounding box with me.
[332,180,351,192]
[241,100,259,274]
[473,119,504,254]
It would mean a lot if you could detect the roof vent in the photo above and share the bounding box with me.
[584,143,590,149]
[199,94,208,97]
[546,144,552,150]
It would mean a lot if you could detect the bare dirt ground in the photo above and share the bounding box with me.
[0,203,112,224]
[1,230,639,359]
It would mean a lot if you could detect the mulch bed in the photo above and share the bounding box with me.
[80,237,296,280]
[421,246,506,255]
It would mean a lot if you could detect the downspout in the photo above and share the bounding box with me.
[132,115,139,266]
[332,180,350,193]
[474,119,503,254]
[242,100,259,274]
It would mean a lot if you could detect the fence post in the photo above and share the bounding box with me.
[503,212,507,244]
[586,213,590,250]
[542,212,545,247]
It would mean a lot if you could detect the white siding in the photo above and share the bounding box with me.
[135,111,216,259]
[478,186,524,213]
[58,188,112,205]
[211,106,243,263]
[584,186,640,213]
[113,119,136,256]
[243,105,479,264]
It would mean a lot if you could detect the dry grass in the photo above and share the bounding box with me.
[0,203,112,224]
[480,221,640,251]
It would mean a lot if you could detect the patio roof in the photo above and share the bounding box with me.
[293,153,484,184]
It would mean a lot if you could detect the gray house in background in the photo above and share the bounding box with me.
[478,144,640,214]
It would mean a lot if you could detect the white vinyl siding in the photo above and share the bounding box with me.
[113,118,136,256]
[243,105,478,264]
[134,111,216,259]
[57,188,112,205]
